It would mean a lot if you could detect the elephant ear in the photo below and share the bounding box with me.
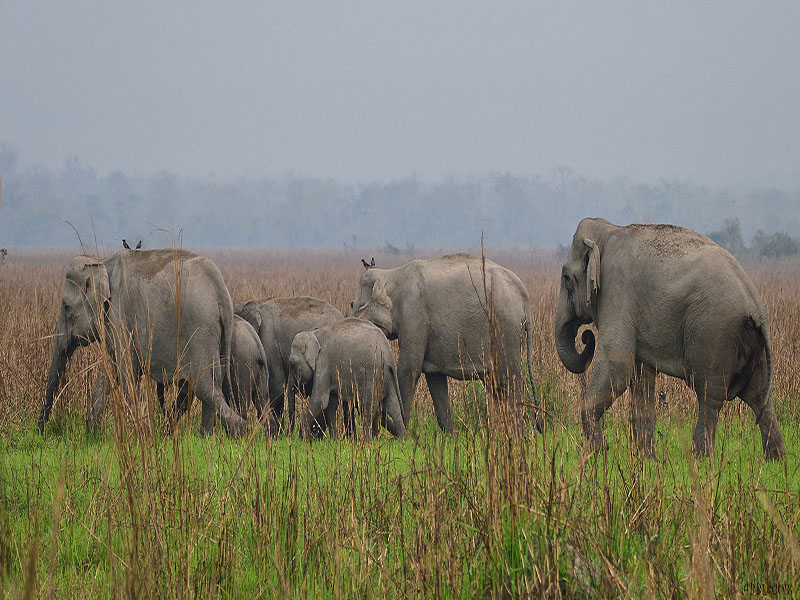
[238,301,262,329]
[582,238,600,306]
[371,278,392,309]
[298,331,321,371]
[84,260,110,304]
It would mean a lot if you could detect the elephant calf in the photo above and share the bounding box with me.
[229,315,270,425]
[236,297,344,433]
[287,318,407,440]
[555,218,786,460]
[156,315,271,431]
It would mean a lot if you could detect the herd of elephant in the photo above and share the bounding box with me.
[37,218,787,461]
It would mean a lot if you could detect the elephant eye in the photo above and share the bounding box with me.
[562,271,573,291]
[350,301,354,309]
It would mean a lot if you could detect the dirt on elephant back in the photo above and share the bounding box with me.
[126,249,200,280]
[438,252,477,261]
[270,297,339,319]
[627,223,714,258]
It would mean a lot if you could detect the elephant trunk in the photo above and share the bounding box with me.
[555,296,595,374]
[286,369,298,433]
[39,329,75,431]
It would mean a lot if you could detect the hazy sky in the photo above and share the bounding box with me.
[1,1,799,185]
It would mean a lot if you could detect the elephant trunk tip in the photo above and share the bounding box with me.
[555,319,595,374]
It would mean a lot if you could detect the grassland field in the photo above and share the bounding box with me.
[0,249,799,598]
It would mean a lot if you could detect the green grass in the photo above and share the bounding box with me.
[1,408,798,599]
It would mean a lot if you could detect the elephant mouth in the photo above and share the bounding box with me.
[377,324,396,340]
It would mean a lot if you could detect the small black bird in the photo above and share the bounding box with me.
[361,257,376,269]
[135,240,142,250]
[122,239,131,250]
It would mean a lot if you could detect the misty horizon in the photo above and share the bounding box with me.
[1,2,799,188]
[1,145,798,251]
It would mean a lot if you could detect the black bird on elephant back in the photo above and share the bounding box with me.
[555,217,785,460]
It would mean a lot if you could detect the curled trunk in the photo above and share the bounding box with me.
[555,301,595,374]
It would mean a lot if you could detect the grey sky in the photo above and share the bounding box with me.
[1,1,799,185]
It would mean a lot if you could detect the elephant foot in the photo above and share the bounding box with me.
[310,420,324,440]
[690,437,713,459]
[764,438,786,461]
[222,414,246,439]
[262,413,281,438]
[636,441,655,458]
[532,412,545,434]
[583,433,608,455]
[85,416,103,436]
[632,431,655,457]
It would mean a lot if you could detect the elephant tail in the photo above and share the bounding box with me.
[524,316,543,432]
[727,315,771,402]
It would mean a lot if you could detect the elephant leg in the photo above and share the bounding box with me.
[341,396,355,438]
[164,380,191,430]
[200,400,215,435]
[268,362,286,432]
[194,365,245,439]
[175,380,191,417]
[323,393,339,439]
[691,375,725,457]
[492,370,526,436]
[630,363,656,456]
[237,372,249,422]
[397,351,424,427]
[372,405,381,439]
[739,359,786,460]
[583,358,631,452]
[157,382,166,413]
[426,373,454,435]
[86,372,110,431]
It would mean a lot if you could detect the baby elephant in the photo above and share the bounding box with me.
[229,315,270,425]
[166,315,271,432]
[287,318,407,440]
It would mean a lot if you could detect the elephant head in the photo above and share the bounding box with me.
[236,300,262,332]
[286,330,321,431]
[351,269,396,339]
[39,257,110,429]
[555,222,602,374]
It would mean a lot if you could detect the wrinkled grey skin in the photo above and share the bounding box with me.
[287,318,407,439]
[236,297,344,434]
[555,218,786,460]
[351,254,541,434]
[39,249,246,438]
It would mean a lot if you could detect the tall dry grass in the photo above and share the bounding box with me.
[0,248,798,598]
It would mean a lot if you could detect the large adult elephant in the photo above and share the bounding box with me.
[351,254,541,433]
[555,218,785,460]
[38,249,246,437]
[236,297,344,433]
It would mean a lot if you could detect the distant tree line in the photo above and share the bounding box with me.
[1,142,799,252]
[709,218,800,260]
